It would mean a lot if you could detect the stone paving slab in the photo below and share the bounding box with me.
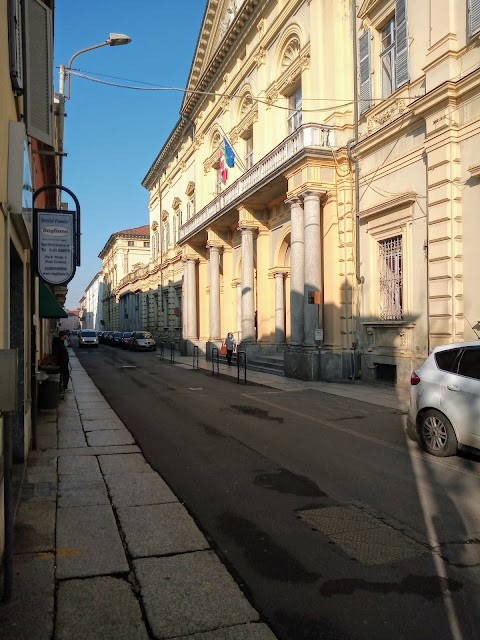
[86,429,135,447]
[58,474,110,507]
[104,471,176,507]
[56,505,129,579]
[15,502,56,553]
[58,431,87,449]
[98,453,153,475]
[21,479,57,503]
[0,553,54,640]
[58,455,102,476]
[57,416,84,432]
[56,445,141,457]
[36,433,58,450]
[79,408,119,421]
[134,551,259,638]
[181,624,278,640]
[56,577,148,640]
[83,418,126,431]
[117,503,209,558]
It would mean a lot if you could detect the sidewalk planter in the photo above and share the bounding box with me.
[38,366,61,410]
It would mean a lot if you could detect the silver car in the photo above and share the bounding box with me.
[78,329,99,348]
[130,331,156,352]
[408,342,480,456]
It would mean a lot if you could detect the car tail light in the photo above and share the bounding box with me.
[411,371,421,385]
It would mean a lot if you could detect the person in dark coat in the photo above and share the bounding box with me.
[53,331,70,391]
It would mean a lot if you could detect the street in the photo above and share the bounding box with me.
[74,339,480,640]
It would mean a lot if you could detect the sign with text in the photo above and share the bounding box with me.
[35,209,77,285]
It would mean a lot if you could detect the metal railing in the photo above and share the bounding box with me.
[192,345,199,369]
[157,342,165,358]
[211,347,220,376]
[236,350,247,384]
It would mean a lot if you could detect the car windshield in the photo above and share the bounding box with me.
[136,332,153,339]
[123,333,132,338]
[82,331,96,337]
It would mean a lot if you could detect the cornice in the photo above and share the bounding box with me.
[359,192,416,221]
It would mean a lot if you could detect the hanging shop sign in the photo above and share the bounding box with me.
[32,185,81,286]
[34,209,77,284]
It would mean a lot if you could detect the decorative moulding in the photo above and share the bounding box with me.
[468,164,480,178]
[367,99,408,133]
[359,192,416,220]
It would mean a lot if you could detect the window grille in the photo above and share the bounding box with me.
[379,236,403,320]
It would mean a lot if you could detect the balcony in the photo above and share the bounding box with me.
[179,123,335,242]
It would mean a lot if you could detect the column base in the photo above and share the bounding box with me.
[284,346,320,381]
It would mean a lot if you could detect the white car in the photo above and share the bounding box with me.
[78,329,99,348]
[130,331,157,352]
[408,341,480,456]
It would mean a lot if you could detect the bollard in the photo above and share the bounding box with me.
[237,350,247,384]
[170,342,175,363]
[193,345,199,369]
[158,342,165,359]
[211,347,219,376]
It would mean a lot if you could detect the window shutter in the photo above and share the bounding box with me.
[24,0,53,146]
[359,31,371,114]
[8,0,23,91]
[395,0,409,88]
[469,0,480,37]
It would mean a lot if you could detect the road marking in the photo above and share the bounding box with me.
[242,393,480,479]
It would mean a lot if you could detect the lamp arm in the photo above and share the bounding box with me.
[65,40,109,99]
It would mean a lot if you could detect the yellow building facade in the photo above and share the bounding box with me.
[355,0,480,384]
[120,0,357,380]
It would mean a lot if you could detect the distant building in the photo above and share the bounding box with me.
[98,226,150,330]
[79,272,104,330]
[59,309,81,332]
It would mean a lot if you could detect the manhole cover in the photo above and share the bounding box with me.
[189,387,203,391]
[299,505,427,566]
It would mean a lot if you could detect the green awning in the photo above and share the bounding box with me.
[39,281,68,319]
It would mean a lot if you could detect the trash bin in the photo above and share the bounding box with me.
[38,365,61,410]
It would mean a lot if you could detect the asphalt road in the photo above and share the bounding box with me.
[74,340,480,640]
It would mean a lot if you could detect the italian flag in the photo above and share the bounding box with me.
[220,149,228,185]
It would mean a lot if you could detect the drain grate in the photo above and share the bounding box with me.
[299,505,428,566]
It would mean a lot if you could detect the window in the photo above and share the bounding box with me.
[216,166,223,194]
[143,241,150,248]
[288,86,302,133]
[245,134,253,169]
[187,196,195,220]
[435,349,461,373]
[128,241,134,247]
[468,0,480,37]
[359,0,409,113]
[379,236,403,320]
[457,348,480,380]
[381,18,395,98]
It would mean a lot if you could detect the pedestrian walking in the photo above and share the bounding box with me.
[224,332,236,366]
[53,330,70,394]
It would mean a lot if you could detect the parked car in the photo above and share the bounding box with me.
[113,331,123,347]
[408,342,480,457]
[106,331,116,346]
[130,331,156,352]
[120,332,132,349]
[78,329,99,348]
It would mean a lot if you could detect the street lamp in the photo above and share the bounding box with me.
[59,33,132,99]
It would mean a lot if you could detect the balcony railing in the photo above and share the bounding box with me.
[179,123,335,241]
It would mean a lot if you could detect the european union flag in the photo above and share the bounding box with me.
[223,136,235,168]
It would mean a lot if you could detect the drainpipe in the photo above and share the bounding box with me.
[349,0,362,286]
[423,150,431,354]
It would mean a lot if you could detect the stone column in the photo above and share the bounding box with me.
[303,191,322,346]
[236,282,242,341]
[275,272,286,344]
[288,197,304,346]
[240,226,255,342]
[185,258,197,339]
[208,244,221,341]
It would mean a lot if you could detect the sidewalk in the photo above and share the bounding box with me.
[0,352,277,640]
[172,351,410,413]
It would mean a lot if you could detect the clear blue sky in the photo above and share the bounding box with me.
[54,0,206,308]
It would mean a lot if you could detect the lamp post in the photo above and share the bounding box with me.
[59,33,132,98]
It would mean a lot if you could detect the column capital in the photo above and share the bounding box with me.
[268,267,289,279]
[237,223,258,234]
[182,254,198,264]
[298,189,327,202]
[285,195,303,207]
[206,242,223,252]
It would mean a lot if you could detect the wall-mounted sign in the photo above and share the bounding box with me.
[34,209,77,285]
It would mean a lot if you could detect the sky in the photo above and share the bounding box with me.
[54,0,207,309]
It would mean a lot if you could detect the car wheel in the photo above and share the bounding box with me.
[419,409,458,457]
